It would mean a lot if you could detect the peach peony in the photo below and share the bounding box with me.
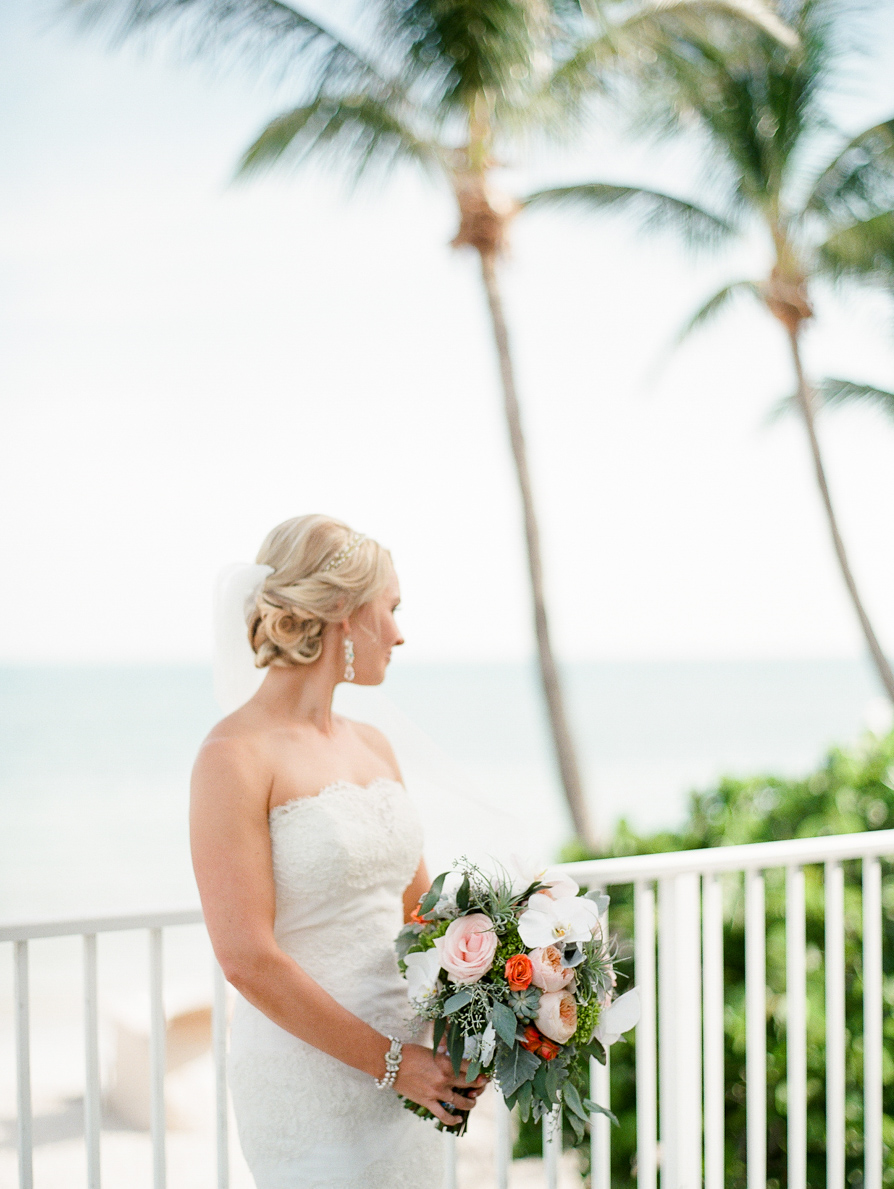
[436,913,497,985]
[535,990,578,1044]
[529,945,575,992]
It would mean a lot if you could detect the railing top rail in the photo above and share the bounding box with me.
[562,827,894,885]
[0,906,203,943]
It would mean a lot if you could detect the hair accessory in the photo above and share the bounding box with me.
[321,533,366,573]
[343,637,355,682]
[374,1035,403,1090]
[213,563,275,713]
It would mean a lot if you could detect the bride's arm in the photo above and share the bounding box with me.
[191,735,483,1124]
[403,860,431,923]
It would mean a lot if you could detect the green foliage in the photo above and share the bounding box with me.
[519,729,894,1185]
[491,922,525,976]
[571,996,601,1046]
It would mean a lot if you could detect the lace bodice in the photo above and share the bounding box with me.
[227,776,443,1189]
[266,777,422,1025]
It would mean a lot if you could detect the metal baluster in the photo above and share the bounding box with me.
[213,961,230,1189]
[676,873,703,1188]
[863,857,883,1189]
[634,881,657,1189]
[443,1131,457,1189]
[591,891,610,1189]
[786,866,807,1189]
[657,878,677,1188]
[745,869,766,1189]
[14,940,33,1189]
[590,1053,611,1189]
[542,1105,561,1189]
[825,862,845,1189]
[702,873,724,1189]
[149,928,166,1189]
[84,934,101,1189]
[494,1089,511,1189]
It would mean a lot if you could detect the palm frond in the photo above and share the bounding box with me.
[548,0,795,107]
[768,378,894,423]
[66,0,386,92]
[807,118,894,223]
[237,94,440,184]
[675,278,763,344]
[523,181,734,247]
[816,377,894,421]
[817,209,894,285]
[383,0,549,112]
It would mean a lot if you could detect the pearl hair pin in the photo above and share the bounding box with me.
[321,533,366,573]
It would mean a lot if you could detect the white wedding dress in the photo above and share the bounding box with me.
[228,777,445,1189]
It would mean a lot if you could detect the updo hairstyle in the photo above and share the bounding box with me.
[248,515,392,669]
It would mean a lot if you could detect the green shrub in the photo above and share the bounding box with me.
[515,730,894,1187]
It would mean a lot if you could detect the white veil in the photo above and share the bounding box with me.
[212,564,547,872]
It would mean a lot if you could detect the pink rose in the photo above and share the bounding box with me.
[529,945,575,992]
[435,913,498,985]
[535,989,578,1044]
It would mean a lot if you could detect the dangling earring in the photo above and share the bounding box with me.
[343,636,355,682]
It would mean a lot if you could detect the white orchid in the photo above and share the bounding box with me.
[538,866,581,901]
[507,856,579,901]
[518,892,600,949]
[404,947,443,1008]
[595,989,641,1048]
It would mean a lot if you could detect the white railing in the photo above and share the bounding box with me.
[566,826,894,1189]
[3,826,893,1188]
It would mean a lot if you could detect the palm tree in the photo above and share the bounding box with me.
[528,0,894,702]
[71,0,790,845]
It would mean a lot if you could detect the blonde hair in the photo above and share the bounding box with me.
[248,515,392,669]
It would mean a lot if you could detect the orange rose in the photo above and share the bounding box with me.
[539,1038,560,1061]
[504,953,534,991]
[521,1024,543,1054]
[520,1024,561,1061]
[409,901,428,924]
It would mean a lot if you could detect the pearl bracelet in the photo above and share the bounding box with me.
[374,1035,403,1090]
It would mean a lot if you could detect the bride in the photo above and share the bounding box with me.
[191,514,486,1188]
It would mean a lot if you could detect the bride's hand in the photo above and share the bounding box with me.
[394,1044,489,1126]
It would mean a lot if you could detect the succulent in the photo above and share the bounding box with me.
[507,987,542,1021]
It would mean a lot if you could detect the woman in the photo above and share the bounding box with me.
[191,514,486,1188]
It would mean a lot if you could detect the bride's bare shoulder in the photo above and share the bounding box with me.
[193,706,275,788]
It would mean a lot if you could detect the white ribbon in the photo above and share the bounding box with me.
[213,563,274,713]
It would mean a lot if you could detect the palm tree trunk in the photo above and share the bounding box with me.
[478,249,599,849]
[786,326,894,702]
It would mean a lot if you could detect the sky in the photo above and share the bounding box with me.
[1,1,894,665]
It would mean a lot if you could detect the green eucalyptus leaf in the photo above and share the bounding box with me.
[584,1099,619,1127]
[491,1001,518,1048]
[443,990,472,1014]
[563,1081,588,1122]
[432,1016,447,1055]
[419,871,448,915]
[456,873,471,912]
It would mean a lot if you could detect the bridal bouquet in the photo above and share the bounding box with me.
[395,860,639,1139]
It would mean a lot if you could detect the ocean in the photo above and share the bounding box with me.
[0,658,887,921]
